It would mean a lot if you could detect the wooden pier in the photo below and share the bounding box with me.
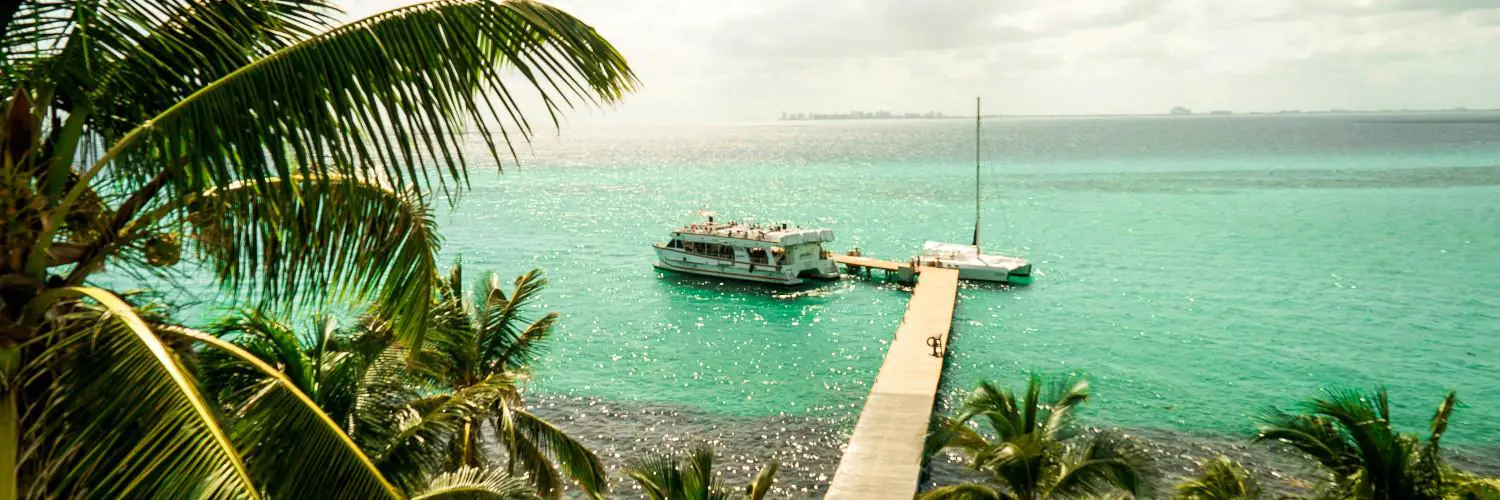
[826,259,961,499]
[828,253,917,283]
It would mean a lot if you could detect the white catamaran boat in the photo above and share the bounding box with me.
[653,216,840,285]
[915,98,1035,285]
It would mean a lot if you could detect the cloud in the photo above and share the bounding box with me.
[710,0,1040,59]
[332,0,1500,122]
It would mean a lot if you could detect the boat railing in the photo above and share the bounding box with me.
[654,243,784,271]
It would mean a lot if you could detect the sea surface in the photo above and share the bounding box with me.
[148,114,1500,496]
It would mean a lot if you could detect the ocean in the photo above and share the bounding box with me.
[442,113,1500,496]
[151,113,1500,496]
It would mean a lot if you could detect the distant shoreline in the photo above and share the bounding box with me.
[776,108,1500,122]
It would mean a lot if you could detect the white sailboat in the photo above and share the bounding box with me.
[915,98,1034,285]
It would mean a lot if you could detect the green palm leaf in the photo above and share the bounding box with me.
[958,380,1023,439]
[478,269,552,371]
[39,0,633,352]
[69,0,636,216]
[745,460,779,500]
[498,402,609,499]
[373,374,515,494]
[412,467,541,500]
[683,445,723,500]
[1254,408,1362,478]
[918,483,1009,500]
[1048,432,1151,499]
[1174,456,1261,500]
[925,415,990,458]
[86,0,340,138]
[208,309,318,396]
[626,454,683,500]
[20,287,256,498]
[170,326,401,499]
[139,175,441,356]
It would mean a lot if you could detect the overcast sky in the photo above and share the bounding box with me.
[343,0,1500,123]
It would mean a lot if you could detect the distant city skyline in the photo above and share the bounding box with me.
[779,110,947,121]
[772,105,1500,121]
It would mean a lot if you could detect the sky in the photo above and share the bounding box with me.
[342,0,1500,123]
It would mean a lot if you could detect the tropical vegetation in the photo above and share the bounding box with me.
[1174,456,1262,500]
[922,379,1500,500]
[1254,388,1500,500]
[626,445,779,500]
[921,375,1152,500]
[197,265,599,498]
[0,0,634,496]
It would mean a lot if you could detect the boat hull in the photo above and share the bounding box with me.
[653,260,804,285]
[652,245,840,285]
[918,258,1033,285]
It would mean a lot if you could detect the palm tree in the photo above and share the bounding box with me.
[1254,387,1459,500]
[0,0,634,496]
[1175,456,1262,500]
[200,309,544,498]
[420,264,607,498]
[922,375,1152,500]
[625,445,779,500]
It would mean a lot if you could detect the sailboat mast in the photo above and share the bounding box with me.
[972,97,981,248]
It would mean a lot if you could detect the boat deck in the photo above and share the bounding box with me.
[825,265,960,499]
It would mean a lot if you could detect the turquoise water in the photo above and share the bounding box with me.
[435,114,1500,449]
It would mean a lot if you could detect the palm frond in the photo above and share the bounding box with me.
[1048,432,1151,499]
[683,444,721,499]
[626,454,682,500]
[918,483,1008,500]
[208,309,317,397]
[745,460,779,500]
[373,374,514,494]
[973,435,1048,498]
[1174,456,1261,500]
[412,467,541,500]
[350,344,428,456]
[1427,391,1458,448]
[492,312,555,374]
[1303,387,1407,494]
[925,415,991,459]
[1021,374,1042,435]
[507,428,565,498]
[479,269,551,371]
[74,0,636,220]
[958,381,1021,439]
[21,287,256,498]
[86,0,341,138]
[170,326,401,499]
[1447,471,1500,500]
[500,402,608,499]
[176,175,441,356]
[1042,378,1090,441]
[1254,408,1361,477]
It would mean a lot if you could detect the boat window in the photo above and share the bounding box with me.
[772,246,786,264]
[747,247,769,264]
[718,244,735,260]
[668,239,683,249]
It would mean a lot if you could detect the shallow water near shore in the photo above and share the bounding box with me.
[521,393,1500,498]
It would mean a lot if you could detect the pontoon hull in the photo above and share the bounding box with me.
[653,246,839,285]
